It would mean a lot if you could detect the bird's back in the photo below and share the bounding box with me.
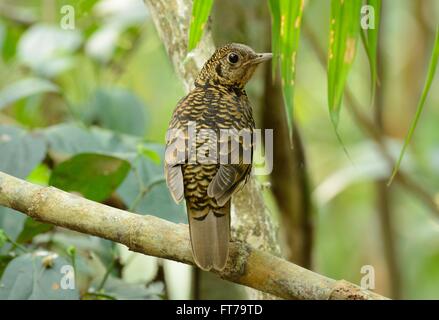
[165,84,254,270]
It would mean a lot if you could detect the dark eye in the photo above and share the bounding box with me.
[228,53,239,64]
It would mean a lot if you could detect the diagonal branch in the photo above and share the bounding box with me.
[0,171,387,300]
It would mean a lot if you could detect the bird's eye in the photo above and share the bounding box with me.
[228,53,239,64]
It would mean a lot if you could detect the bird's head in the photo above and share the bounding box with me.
[195,43,272,89]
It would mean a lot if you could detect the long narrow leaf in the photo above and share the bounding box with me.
[187,0,214,51]
[388,26,439,185]
[361,0,381,104]
[268,0,304,139]
[328,0,362,127]
[280,0,304,136]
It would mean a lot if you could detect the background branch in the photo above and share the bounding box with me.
[0,171,387,300]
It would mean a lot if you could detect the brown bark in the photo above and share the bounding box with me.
[0,171,388,300]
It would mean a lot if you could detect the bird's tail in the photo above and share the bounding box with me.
[187,202,230,271]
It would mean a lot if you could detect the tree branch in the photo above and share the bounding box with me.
[0,171,387,300]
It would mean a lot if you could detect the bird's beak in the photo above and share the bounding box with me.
[250,53,273,65]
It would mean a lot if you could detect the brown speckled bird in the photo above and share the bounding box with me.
[165,43,272,271]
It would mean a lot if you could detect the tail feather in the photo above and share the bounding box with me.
[187,202,230,271]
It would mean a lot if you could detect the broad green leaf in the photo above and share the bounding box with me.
[0,78,58,111]
[16,218,54,244]
[117,145,186,224]
[0,208,26,250]
[388,26,439,185]
[0,252,79,299]
[37,231,114,267]
[17,24,82,77]
[43,124,185,222]
[49,153,131,202]
[361,0,381,104]
[83,88,148,137]
[187,0,214,51]
[43,123,140,156]
[328,0,362,127]
[0,125,47,179]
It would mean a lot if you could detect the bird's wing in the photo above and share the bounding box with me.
[164,115,188,204]
[207,128,253,206]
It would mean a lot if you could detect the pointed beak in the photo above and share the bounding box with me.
[251,53,273,65]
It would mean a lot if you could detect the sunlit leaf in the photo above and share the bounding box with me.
[269,0,304,137]
[388,26,439,185]
[0,78,58,111]
[0,125,47,179]
[361,0,381,104]
[187,0,214,51]
[17,24,82,77]
[328,0,362,127]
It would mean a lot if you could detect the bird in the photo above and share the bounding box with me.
[164,43,272,271]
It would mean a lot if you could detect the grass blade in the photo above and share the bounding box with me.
[187,0,214,51]
[328,0,362,127]
[388,26,439,185]
[361,0,381,105]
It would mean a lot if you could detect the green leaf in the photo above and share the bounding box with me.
[280,0,304,136]
[388,26,439,185]
[0,254,14,279]
[27,164,51,185]
[327,0,362,127]
[43,124,184,222]
[0,208,26,249]
[84,88,147,137]
[16,218,54,244]
[137,144,161,165]
[0,252,79,299]
[0,78,58,111]
[0,230,7,249]
[49,153,131,202]
[117,145,186,224]
[0,125,47,179]
[268,0,304,137]
[43,123,139,156]
[361,0,381,104]
[18,24,82,77]
[187,0,214,51]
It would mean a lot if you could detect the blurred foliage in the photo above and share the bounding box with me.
[0,0,438,300]
[0,0,185,300]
